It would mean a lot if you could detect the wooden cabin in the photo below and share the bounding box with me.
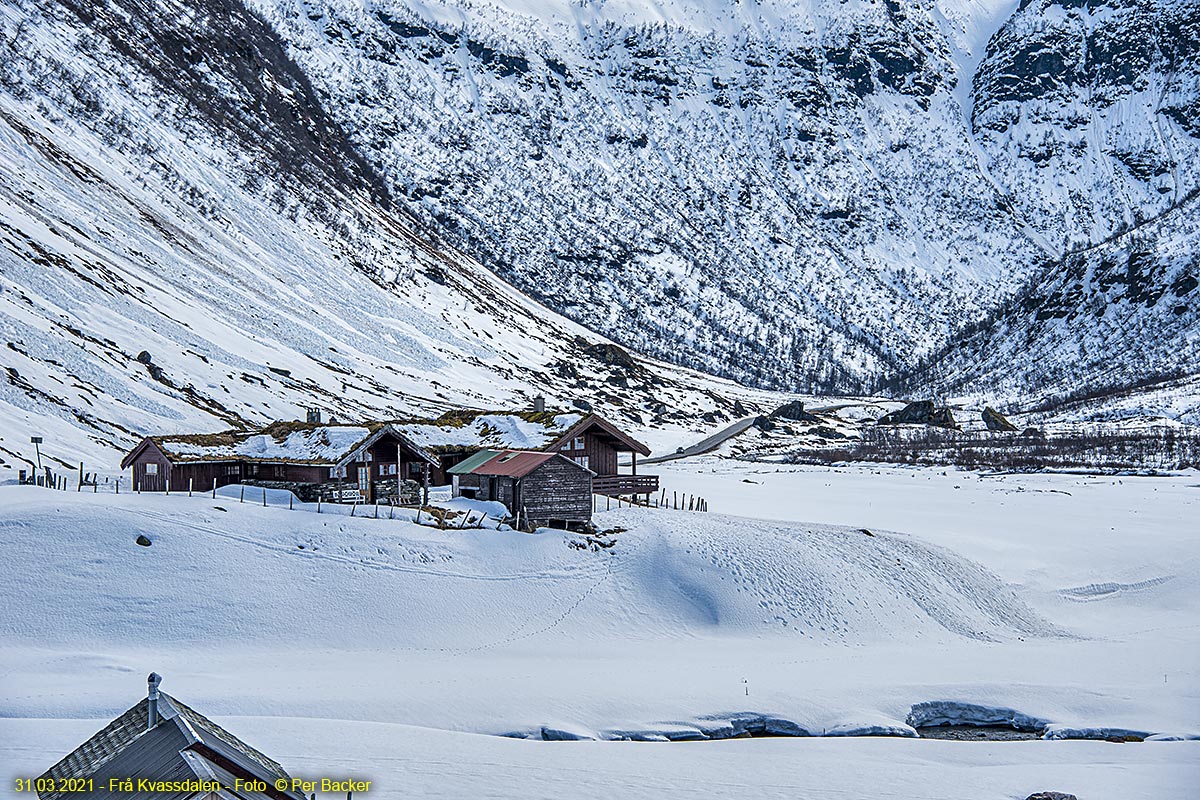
[448,449,593,529]
[120,421,438,504]
[37,673,306,800]
[396,410,657,501]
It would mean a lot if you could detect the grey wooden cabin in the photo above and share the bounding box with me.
[448,449,593,530]
[37,674,305,800]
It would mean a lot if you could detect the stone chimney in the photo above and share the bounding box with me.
[306,408,322,424]
[532,396,546,414]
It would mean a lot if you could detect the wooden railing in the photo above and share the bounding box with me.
[593,474,659,497]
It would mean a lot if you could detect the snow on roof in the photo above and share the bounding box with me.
[154,423,377,465]
[396,411,584,451]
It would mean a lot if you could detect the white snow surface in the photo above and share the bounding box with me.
[1,462,1197,797]
[396,412,583,450]
[162,426,373,463]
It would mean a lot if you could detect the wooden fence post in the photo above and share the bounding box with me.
[212,478,216,499]
[188,478,193,497]
[350,503,356,517]
[165,479,170,496]
[78,462,83,491]
[239,484,244,503]
[673,491,677,510]
[262,487,267,507]
[289,494,294,511]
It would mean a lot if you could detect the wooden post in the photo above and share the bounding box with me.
[212,477,216,499]
[165,479,170,496]
[116,477,120,495]
[673,491,677,510]
[137,481,141,494]
[93,479,97,494]
[289,494,294,510]
[239,484,244,503]
[188,478,193,497]
[375,502,379,519]
[422,463,430,507]
[606,494,610,511]
[660,488,666,506]
[350,503,356,517]
[317,496,321,514]
[262,487,267,507]
[78,462,83,491]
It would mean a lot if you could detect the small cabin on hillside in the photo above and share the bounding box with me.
[37,673,306,800]
[448,449,593,529]
[396,409,656,501]
[120,421,438,504]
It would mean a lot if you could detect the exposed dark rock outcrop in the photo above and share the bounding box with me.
[770,400,819,422]
[982,406,1019,431]
[878,400,959,429]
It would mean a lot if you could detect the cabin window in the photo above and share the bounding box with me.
[330,466,346,479]
[248,464,259,476]
[573,456,590,470]
[223,464,240,476]
[560,441,571,451]
[145,463,158,476]
[574,436,585,450]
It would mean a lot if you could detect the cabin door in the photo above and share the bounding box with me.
[358,466,371,503]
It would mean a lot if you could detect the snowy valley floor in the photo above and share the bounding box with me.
[1,461,1197,798]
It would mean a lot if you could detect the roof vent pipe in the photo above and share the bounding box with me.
[147,673,162,729]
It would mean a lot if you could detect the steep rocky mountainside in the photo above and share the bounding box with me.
[0,0,1197,474]
[891,190,1200,416]
[0,0,781,471]
[250,0,1198,396]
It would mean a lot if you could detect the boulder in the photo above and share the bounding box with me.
[135,534,152,547]
[982,406,1019,432]
[771,400,819,422]
[1025,793,1078,800]
[572,398,594,412]
[135,350,153,364]
[584,342,641,371]
[928,407,959,430]
[878,400,958,429]
[732,399,748,417]
[878,400,934,425]
[752,415,775,432]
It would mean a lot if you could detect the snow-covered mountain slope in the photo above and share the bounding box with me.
[895,190,1200,419]
[247,0,1198,396]
[0,0,792,474]
[971,0,1200,251]
[2,0,1197,472]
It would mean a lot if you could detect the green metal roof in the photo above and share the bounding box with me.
[446,449,504,475]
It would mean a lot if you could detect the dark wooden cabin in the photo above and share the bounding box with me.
[448,449,593,529]
[398,410,657,500]
[120,422,438,504]
[546,414,655,500]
